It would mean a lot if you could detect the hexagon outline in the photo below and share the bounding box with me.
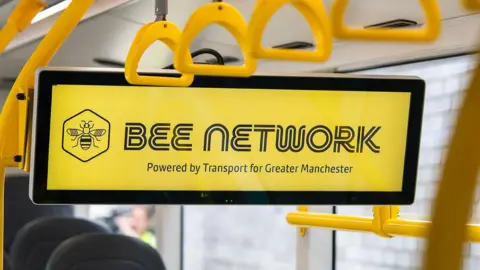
[61,109,111,162]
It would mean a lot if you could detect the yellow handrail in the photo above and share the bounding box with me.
[6,0,95,172]
[386,219,480,241]
[287,210,480,242]
[0,1,95,269]
[383,219,431,238]
[0,0,46,54]
[287,206,399,238]
[287,212,373,232]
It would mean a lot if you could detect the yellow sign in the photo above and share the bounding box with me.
[47,84,411,192]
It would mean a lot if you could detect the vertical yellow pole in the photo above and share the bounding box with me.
[423,54,480,270]
[0,2,95,270]
[7,0,96,172]
[11,0,95,91]
[0,163,4,270]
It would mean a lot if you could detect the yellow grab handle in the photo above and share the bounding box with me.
[247,0,332,62]
[331,0,441,42]
[0,0,46,54]
[125,21,194,87]
[174,2,257,77]
[462,0,480,10]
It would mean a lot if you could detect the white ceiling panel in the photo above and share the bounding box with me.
[50,15,142,67]
[323,0,474,25]
[200,0,478,46]
[0,0,479,80]
[1,14,171,72]
[108,0,207,29]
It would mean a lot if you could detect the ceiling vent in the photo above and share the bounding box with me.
[93,58,125,68]
[93,41,314,68]
[364,19,418,29]
[93,55,239,68]
[0,77,15,89]
[273,41,314,50]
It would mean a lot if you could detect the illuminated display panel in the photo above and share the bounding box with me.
[31,69,423,205]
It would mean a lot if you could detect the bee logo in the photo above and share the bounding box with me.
[62,109,110,162]
[67,120,106,150]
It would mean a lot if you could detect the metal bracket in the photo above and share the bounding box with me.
[155,0,167,21]
[298,205,308,237]
[372,206,400,238]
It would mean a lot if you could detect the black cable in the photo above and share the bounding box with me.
[191,48,225,65]
[163,48,225,69]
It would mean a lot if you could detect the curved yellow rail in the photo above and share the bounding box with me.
[287,210,480,242]
[12,0,94,172]
[0,0,46,54]
[247,0,332,62]
[423,54,480,270]
[125,21,194,87]
[0,1,94,268]
[287,212,373,232]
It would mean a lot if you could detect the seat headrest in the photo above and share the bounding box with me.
[46,233,166,270]
[9,217,109,270]
[4,176,74,252]
[4,253,11,270]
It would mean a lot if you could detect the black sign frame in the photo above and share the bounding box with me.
[30,68,424,205]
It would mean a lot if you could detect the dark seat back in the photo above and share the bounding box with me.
[4,253,11,270]
[4,175,74,253]
[9,217,109,270]
[46,234,166,270]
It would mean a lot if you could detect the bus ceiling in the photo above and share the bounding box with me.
[0,0,478,82]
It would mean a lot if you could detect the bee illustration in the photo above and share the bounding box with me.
[67,120,106,150]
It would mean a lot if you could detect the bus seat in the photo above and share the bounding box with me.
[4,253,11,270]
[9,217,109,270]
[46,233,166,270]
[4,176,74,253]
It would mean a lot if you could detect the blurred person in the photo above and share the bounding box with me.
[96,206,132,233]
[115,205,157,248]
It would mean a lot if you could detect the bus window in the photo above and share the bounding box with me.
[88,205,157,248]
[182,206,297,270]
